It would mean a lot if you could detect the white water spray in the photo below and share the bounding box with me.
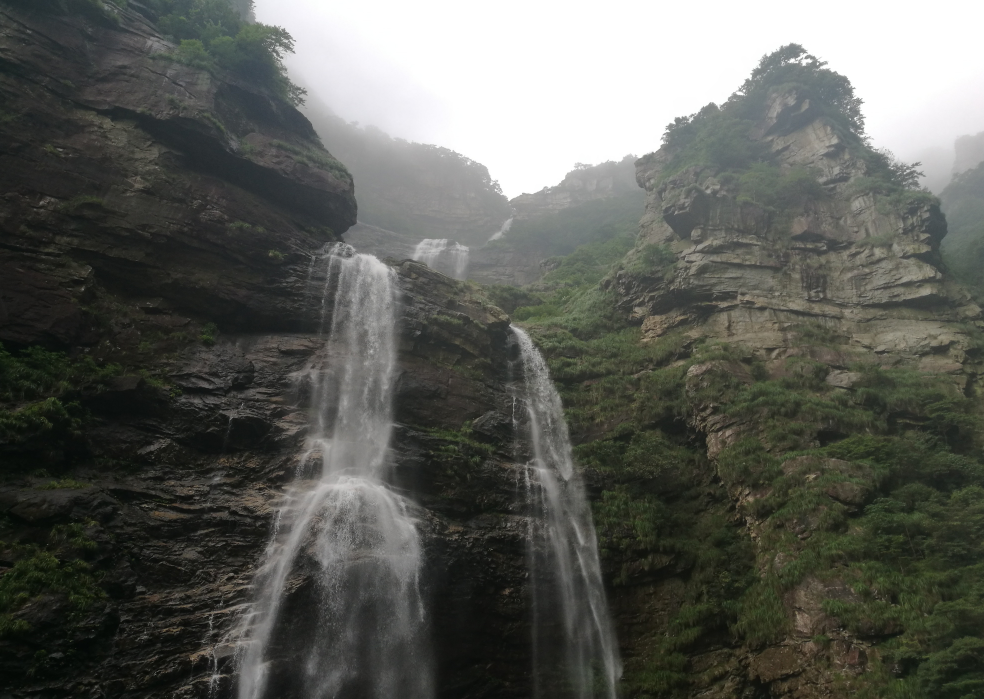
[411,238,469,279]
[234,243,431,699]
[513,325,621,699]
[488,217,513,242]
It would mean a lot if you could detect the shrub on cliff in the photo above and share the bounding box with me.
[0,344,121,465]
[149,0,307,105]
[732,43,865,135]
[659,44,924,200]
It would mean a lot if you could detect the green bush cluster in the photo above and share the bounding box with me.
[685,347,984,694]
[0,343,120,456]
[656,44,925,212]
[0,524,104,638]
[146,0,306,105]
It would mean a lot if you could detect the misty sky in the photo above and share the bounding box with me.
[255,0,984,199]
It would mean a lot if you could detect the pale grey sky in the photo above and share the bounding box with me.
[255,0,984,198]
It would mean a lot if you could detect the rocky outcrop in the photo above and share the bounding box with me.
[616,89,982,386]
[599,87,984,698]
[0,1,356,346]
[0,6,543,697]
[340,221,420,261]
[509,155,640,221]
[466,245,555,287]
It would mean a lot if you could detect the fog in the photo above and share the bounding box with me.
[255,0,984,198]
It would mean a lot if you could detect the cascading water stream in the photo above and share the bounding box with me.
[513,325,621,699]
[412,238,469,279]
[234,243,431,699]
[488,216,513,242]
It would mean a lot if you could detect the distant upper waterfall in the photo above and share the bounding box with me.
[412,238,469,279]
[488,216,513,242]
[513,326,621,699]
[235,243,432,699]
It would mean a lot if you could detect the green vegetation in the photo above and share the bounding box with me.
[0,343,121,460]
[424,421,497,470]
[0,524,104,638]
[657,44,927,219]
[199,322,218,346]
[145,0,305,105]
[0,344,121,403]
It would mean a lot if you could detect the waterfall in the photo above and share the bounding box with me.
[235,243,432,699]
[513,325,621,699]
[411,238,469,279]
[488,216,513,242]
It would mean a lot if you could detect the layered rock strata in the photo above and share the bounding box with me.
[0,1,356,346]
[617,90,982,387]
[0,259,540,698]
[599,88,984,698]
[0,6,539,697]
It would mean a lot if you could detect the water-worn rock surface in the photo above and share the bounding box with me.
[0,5,538,697]
[0,259,540,698]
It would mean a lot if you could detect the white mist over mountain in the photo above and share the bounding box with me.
[255,0,984,198]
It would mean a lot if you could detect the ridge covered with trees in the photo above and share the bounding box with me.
[506,45,984,698]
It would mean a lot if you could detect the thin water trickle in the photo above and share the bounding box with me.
[412,238,469,279]
[232,243,432,699]
[512,325,621,699]
[488,216,513,242]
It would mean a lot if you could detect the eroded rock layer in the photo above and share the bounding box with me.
[0,5,537,698]
[617,90,981,387]
[0,1,356,345]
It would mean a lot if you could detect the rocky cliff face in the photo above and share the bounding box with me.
[0,257,538,698]
[305,103,512,247]
[590,86,984,697]
[0,1,357,346]
[617,89,981,387]
[509,155,640,221]
[469,156,645,287]
[0,5,540,697]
